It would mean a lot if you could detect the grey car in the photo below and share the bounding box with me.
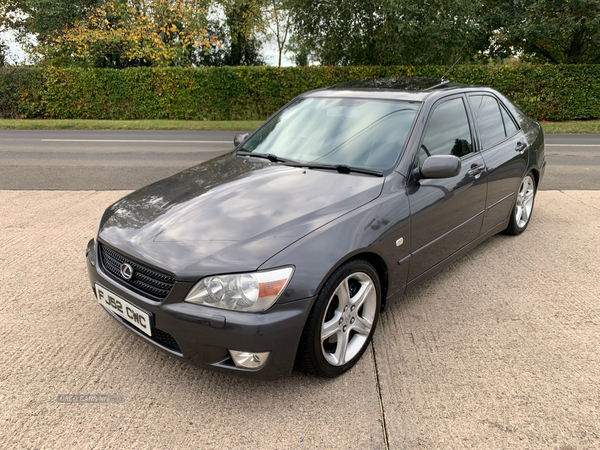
[86,77,545,380]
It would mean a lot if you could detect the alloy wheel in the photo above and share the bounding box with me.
[515,175,535,228]
[320,272,377,366]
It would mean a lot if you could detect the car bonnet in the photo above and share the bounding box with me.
[98,154,384,281]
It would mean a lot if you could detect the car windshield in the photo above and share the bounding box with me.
[240,97,420,171]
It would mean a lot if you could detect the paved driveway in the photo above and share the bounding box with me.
[1,190,599,449]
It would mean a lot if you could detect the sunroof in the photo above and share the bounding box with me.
[329,77,444,92]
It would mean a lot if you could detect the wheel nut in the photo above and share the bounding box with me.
[350,317,355,324]
[351,305,355,312]
[339,318,343,325]
[343,325,347,332]
[344,306,348,312]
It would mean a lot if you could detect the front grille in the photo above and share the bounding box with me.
[151,327,181,352]
[99,243,175,300]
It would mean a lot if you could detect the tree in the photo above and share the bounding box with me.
[37,0,212,67]
[0,0,101,45]
[377,0,481,65]
[263,0,292,67]
[194,19,229,66]
[288,0,481,66]
[480,0,600,64]
[285,35,309,66]
[288,0,381,65]
[194,16,265,67]
[0,39,9,65]
[220,0,265,66]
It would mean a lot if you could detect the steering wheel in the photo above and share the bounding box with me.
[421,144,431,157]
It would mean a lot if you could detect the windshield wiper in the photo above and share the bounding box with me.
[237,151,303,166]
[237,151,382,177]
[304,163,383,177]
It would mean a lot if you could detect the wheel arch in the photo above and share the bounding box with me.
[315,250,390,313]
[529,167,540,191]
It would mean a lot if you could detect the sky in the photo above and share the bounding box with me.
[260,39,295,67]
[2,29,30,64]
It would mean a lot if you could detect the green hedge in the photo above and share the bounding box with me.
[1,65,599,121]
[0,67,45,119]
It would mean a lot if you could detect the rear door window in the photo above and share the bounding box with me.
[469,95,506,150]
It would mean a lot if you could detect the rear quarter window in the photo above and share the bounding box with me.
[501,106,519,136]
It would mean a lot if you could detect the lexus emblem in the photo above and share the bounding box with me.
[120,263,134,280]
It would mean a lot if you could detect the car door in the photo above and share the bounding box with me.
[467,94,528,234]
[407,94,488,281]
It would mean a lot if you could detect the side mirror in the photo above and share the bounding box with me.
[234,133,249,147]
[414,155,461,180]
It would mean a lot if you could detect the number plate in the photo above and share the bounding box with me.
[96,284,152,336]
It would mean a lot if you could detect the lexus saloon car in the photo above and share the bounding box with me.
[86,77,545,380]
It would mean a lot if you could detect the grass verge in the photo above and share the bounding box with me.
[0,119,598,133]
[540,120,600,134]
[0,119,264,131]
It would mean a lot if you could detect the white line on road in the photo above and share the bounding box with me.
[546,144,600,147]
[40,139,232,144]
[39,140,599,146]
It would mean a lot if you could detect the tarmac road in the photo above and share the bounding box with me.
[0,130,598,190]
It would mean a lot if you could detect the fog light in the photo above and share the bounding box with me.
[229,350,270,369]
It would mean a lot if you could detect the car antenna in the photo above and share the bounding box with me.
[440,56,461,84]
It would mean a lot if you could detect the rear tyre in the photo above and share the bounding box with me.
[296,259,381,378]
[504,173,536,235]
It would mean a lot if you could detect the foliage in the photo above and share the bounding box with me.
[193,19,230,67]
[0,64,599,121]
[262,0,292,67]
[287,0,482,66]
[0,0,100,46]
[480,0,600,64]
[220,0,266,66]
[0,39,9,66]
[0,66,44,118]
[36,0,212,67]
[285,35,309,66]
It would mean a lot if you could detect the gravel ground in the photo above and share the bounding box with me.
[1,190,599,449]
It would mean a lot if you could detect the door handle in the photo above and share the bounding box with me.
[515,141,528,154]
[468,164,485,178]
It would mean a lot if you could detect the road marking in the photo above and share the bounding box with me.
[546,144,600,147]
[40,139,232,144]
[37,140,598,146]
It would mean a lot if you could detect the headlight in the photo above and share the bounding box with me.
[184,267,294,312]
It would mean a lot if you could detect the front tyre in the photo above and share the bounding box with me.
[296,260,381,378]
[505,173,536,235]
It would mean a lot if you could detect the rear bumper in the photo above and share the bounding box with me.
[86,239,312,380]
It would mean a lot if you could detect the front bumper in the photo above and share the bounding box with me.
[86,239,313,380]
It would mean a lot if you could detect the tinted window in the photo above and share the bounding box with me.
[420,97,472,166]
[241,98,419,171]
[501,105,518,136]
[469,95,505,149]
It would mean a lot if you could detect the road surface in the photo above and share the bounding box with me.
[0,130,598,190]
